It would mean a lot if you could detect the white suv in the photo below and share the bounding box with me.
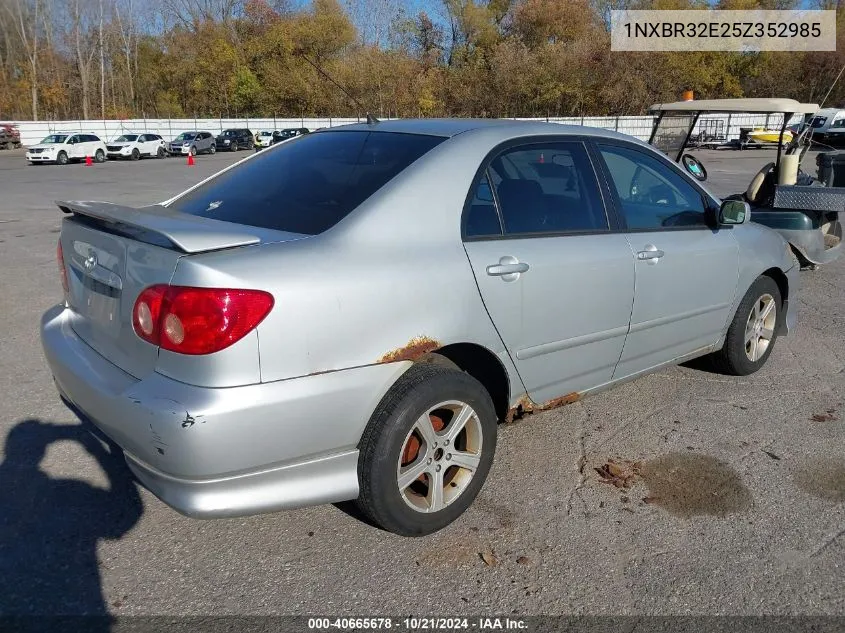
[106,133,166,160]
[26,133,107,165]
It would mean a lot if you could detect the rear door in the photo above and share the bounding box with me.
[462,139,636,405]
[66,135,83,159]
[594,141,739,379]
[82,135,99,156]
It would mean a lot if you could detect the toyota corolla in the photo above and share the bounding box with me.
[41,119,799,536]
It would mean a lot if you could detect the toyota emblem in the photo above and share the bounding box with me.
[84,252,97,271]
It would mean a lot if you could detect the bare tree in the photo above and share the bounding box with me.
[114,0,136,108]
[71,0,98,119]
[161,0,242,29]
[98,0,105,118]
[5,0,39,120]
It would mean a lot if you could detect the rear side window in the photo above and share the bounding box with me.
[170,131,445,235]
[483,142,607,236]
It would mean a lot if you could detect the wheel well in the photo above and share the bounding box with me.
[762,267,788,305]
[423,343,510,422]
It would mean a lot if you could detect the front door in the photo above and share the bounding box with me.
[594,142,739,379]
[462,140,636,405]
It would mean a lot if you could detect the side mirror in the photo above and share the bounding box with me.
[719,199,749,225]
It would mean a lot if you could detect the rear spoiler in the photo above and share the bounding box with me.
[56,200,261,254]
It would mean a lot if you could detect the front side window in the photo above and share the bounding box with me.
[116,134,138,142]
[598,144,708,230]
[470,142,607,237]
[170,131,445,235]
[40,134,67,144]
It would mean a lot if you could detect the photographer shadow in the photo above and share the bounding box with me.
[0,418,142,629]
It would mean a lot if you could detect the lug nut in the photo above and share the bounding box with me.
[427,458,432,465]
[436,464,442,472]
[446,453,452,460]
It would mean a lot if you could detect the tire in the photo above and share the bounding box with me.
[209,144,216,155]
[356,363,497,536]
[94,149,105,163]
[5,141,13,150]
[131,148,140,161]
[189,145,197,156]
[230,141,238,152]
[710,275,782,376]
[57,151,68,165]
[157,147,165,158]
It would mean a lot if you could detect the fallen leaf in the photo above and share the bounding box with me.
[642,496,659,505]
[516,556,532,565]
[595,459,642,489]
[811,412,837,422]
[762,450,781,461]
[480,551,498,566]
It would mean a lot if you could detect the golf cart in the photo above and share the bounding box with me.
[648,98,843,267]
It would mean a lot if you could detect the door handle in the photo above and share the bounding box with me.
[486,256,529,281]
[637,244,665,261]
[487,263,529,275]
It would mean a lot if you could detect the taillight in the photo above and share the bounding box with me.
[57,239,69,296]
[132,285,274,355]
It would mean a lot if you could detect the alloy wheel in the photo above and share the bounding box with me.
[396,400,483,513]
[744,293,776,362]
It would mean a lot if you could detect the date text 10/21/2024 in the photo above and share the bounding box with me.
[307,618,528,630]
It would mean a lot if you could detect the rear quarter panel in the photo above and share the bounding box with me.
[170,131,526,395]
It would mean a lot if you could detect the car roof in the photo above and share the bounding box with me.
[320,118,637,141]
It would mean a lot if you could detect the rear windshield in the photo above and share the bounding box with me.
[169,130,445,235]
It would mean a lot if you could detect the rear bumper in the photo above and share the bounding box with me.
[40,304,408,518]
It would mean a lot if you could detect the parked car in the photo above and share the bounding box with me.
[0,123,21,150]
[42,120,799,536]
[106,133,166,160]
[272,128,310,145]
[26,132,106,165]
[807,108,845,145]
[216,128,253,151]
[254,130,274,151]
[167,131,215,156]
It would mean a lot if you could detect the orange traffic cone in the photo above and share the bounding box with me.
[187,154,195,166]
[85,155,93,166]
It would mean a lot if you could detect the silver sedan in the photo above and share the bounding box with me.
[41,119,799,536]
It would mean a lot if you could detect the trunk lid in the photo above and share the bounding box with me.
[57,200,299,379]
[61,218,182,378]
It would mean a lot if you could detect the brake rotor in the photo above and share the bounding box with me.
[400,413,445,465]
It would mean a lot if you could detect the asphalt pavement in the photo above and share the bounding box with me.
[0,145,843,618]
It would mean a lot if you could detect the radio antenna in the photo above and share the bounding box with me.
[297,52,379,124]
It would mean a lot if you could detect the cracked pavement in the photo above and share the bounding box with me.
[0,147,843,616]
